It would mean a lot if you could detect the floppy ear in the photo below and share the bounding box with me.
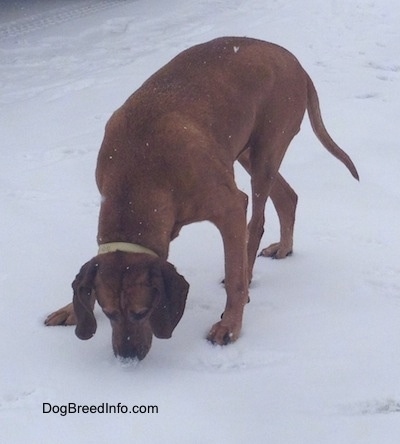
[72,259,99,340]
[150,261,189,339]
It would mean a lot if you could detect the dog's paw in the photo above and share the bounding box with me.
[44,303,76,326]
[259,242,292,259]
[207,321,240,346]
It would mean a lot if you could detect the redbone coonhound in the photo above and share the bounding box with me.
[45,37,359,360]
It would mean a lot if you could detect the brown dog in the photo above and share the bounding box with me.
[45,37,359,360]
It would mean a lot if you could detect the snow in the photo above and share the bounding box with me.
[1,0,400,442]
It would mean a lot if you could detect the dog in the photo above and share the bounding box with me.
[45,37,359,360]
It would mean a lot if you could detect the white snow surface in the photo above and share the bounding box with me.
[1,0,400,442]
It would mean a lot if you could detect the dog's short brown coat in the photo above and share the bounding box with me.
[45,37,358,360]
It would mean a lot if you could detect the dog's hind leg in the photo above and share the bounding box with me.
[260,174,298,259]
[246,131,297,281]
[237,152,298,261]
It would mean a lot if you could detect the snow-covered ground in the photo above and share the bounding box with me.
[1,0,400,442]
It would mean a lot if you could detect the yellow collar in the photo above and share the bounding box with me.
[98,242,158,257]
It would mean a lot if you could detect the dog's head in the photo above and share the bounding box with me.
[72,252,189,360]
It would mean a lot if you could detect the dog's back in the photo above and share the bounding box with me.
[97,37,308,186]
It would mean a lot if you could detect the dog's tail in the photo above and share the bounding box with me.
[306,74,359,181]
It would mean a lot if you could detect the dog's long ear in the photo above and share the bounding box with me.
[72,259,99,340]
[150,261,189,339]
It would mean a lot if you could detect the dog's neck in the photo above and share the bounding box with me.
[98,242,159,257]
[96,192,172,260]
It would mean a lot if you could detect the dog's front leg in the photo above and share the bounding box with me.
[207,190,249,345]
[44,302,77,326]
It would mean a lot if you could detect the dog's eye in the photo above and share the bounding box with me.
[103,310,121,321]
[129,309,150,322]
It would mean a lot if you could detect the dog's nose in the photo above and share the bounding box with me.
[114,342,149,361]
